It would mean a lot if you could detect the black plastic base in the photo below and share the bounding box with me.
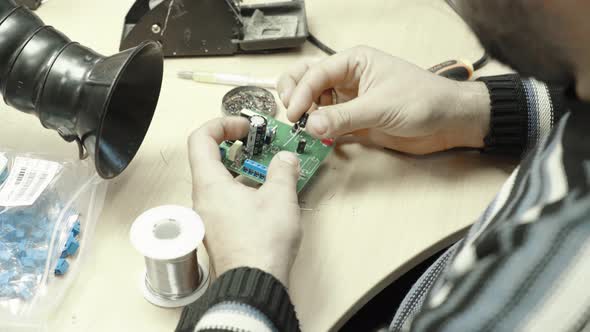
[120,0,308,57]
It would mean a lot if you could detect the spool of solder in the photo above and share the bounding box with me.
[130,205,209,308]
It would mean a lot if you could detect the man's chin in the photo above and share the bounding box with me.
[486,47,574,86]
[513,67,573,86]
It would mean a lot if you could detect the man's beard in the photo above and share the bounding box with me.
[476,29,574,86]
[458,0,576,86]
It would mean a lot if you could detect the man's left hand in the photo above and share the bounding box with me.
[188,117,302,286]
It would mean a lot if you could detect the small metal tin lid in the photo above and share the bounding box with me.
[221,86,277,117]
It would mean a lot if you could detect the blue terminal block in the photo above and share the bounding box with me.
[54,258,69,276]
[242,159,268,180]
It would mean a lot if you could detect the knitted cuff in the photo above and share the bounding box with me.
[477,74,528,156]
[176,267,300,332]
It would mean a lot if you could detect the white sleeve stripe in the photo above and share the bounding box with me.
[522,79,539,151]
[531,79,553,138]
[195,310,274,332]
[195,302,276,332]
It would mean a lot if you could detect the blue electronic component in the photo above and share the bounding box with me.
[60,234,79,258]
[0,249,11,260]
[0,271,13,284]
[31,228,45,240]
[71,220,81,237]
[1,224,17,240]
[242,159,268,180]
[15,229,25,239]
[22,257,36,268]
[27,249,47,261]
[17,240,29,253]
[54,258,69,276]
[0,189,83,300]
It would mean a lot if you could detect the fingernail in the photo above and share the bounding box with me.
[278,151,300,166]
[309,113,328,135]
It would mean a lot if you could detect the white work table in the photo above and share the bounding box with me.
[0,0,512,331]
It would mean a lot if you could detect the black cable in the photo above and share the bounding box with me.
[307,29,488,74]
[445,0,490,72]
[473,52,489,71]
[307,33,336,55]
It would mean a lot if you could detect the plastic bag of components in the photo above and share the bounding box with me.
[0,150,108,331]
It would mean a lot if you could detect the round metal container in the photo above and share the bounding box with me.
[221,86,277,117]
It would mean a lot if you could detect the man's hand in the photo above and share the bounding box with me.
[278,46,491,155]
[188,117,302,286]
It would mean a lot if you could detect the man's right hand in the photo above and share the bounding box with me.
[278,46,491,155]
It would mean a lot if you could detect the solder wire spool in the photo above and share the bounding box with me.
[130,205,209,308]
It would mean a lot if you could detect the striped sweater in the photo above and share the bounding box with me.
[177,74,590,332]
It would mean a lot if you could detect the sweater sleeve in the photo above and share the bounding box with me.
[477,74,566,157]
[175,267,300,332]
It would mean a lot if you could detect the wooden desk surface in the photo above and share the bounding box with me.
[0,0,512,331]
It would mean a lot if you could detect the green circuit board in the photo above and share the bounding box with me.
[220,114,333,192]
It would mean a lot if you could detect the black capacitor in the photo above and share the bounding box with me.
[297,138,307,154]
[298,113,309,128]
[247,115,267,155]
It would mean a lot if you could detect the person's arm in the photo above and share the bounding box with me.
[176,268,298,332]
[176,117,302,332]
[277,46,567,159]
[478,74,567,156]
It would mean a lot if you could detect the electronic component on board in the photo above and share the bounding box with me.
[239,109,258,119]
[297,138,307,154]
[298,113,309,128]
[265,126,277,145]
[247,115,267,156]
[321,138,335,147]
[242,159,268,180]
[228,140,244,162]
[218,112,334,193]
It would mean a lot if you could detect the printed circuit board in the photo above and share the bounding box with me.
[219,111,333,192]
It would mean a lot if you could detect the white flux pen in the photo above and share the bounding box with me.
[178,71,276,89]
